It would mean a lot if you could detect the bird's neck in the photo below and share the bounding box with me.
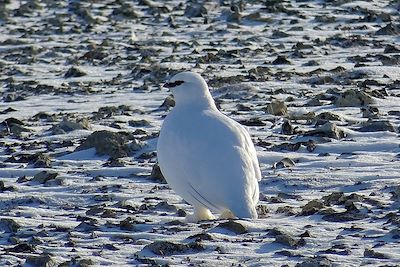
[174,92,217,110]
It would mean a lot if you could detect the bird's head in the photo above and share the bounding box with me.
[163,71,214,108]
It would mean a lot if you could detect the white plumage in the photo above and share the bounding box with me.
[157,72,261,222]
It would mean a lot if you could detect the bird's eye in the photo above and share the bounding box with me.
[164,80,184,88]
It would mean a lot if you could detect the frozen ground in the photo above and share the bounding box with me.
[0,0,400,266]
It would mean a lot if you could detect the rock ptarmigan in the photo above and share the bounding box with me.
[157,71,261,222]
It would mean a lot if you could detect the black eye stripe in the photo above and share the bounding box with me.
[164,80,184,88]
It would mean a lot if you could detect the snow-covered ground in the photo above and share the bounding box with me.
[0,0,399,266]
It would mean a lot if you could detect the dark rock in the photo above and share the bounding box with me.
[150,163,166,183]
[256,205,269,218]
[322,192,346,206]
[272,157,295,169]
[333,89,374,107]
[281,120,294,135]
[361,106,379,119]
[384,44,400,53]
[217,220,247,234]
[25,254,56,267]
[300,200,324,215]
[155,201,177,212]
[364,248,390,259]
[315,112,342,122]
[239,118,266,126]
[159,95,175,110]
[75,130,140,158]
[266,100,288,116]
[272,55,291,65]
[129,119,150,127]
[271,30,291,38]
[306,140,317,152]
[144,240,204,256]
[52,117,91,134]
[271,142,301,152]
[357,120,396,132]
[375,23,399,35]
[80,48,107,61]
[276,206,296,215]
[120,217,136,231]
[306,122,345,139]
[296,256,332,267]
[6,243,36,253]
[184,3,206,18]
[32,153,52,168]
[111,3,139,19]
[187,233,213,242]
[32,171,58,184]
[322,211,367,222]
[275,233,305,248]
[64,66,87,78]
[0,107,17,114]
[1,117,30,135]
[0,218,20,233]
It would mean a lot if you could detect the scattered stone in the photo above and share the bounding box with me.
[333,89,374,107]
[150,163,166,183]
[275,233,305,248]
[31,153,52,168]
[213,83,257,99]
[129,119,150,127]
[184,2,206,18]
[6,243,36,253]
[281,120,294,135]
[271,142,301,152]
[187,233,213,242]
[1,117,30,135]
[0,218,20,233]
[0,107,17,114]
[75,130,140,158]
[357,120,396,132]
[315,112,342,122]
[266,100,288,116]
[295,256,332,267]
[276,206,296,216]
[144,240,204,256]
[361,106,379,119]
[159,95,175,110]
[155,201,177,212]
[239,118,266,126]
[322,192,346,206]
[111,3,139,19]
[52,117,91,134]
[25,254,56,267]
[120,217,136,231]
[256,204,269,218]
[306,122,345,139]
[375,23,399,35]
[300,200,324,215]
[272,55,291,65]
[272,157,296,169]
[217,220,247,234]
[31,171,58,184]
[322,210,367,222]
[64,66,87,78]
[364,248,390,259]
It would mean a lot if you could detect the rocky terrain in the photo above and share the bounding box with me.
[0,0,399,266]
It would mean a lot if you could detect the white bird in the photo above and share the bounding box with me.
[157,71,261,222]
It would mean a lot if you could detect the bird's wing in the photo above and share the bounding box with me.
[237,122,262,182]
